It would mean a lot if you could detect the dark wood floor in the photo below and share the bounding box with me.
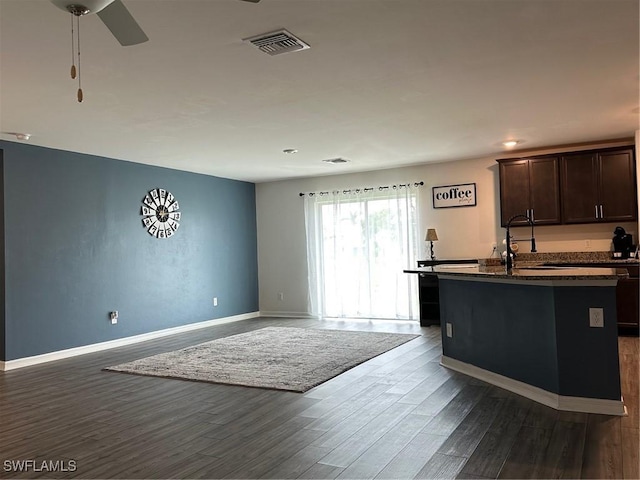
[0,317,638,479]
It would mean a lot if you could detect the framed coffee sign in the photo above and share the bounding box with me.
[432,183,476,208]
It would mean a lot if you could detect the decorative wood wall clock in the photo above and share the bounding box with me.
[140,188,181,238]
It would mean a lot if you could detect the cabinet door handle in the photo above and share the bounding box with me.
[600,205,603,219]
[595,205,599,219]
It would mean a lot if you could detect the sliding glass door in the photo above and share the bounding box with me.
[304,186,420,320]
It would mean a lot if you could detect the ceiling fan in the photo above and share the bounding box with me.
[51,0,262,46]
[50,0,261,101]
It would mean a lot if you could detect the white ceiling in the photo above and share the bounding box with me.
[1,0,638,183]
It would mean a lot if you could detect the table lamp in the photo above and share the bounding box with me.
[426,228,438,260]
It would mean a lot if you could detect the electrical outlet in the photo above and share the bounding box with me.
[109,311,118,325]
[589,307,604,328]
[213,297,218,307]
[278,293,284,301]
[446,322,453,338]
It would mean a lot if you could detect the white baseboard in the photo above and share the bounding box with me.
[1,312,260,371]
[441,355,626,416]
[259,311,316,319]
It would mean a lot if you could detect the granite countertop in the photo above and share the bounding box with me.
[404,251,635,281]
[480,251,640,266]
[434,264,627,281]
[404,263,628,281]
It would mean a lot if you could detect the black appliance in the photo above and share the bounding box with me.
[612,226,634,259]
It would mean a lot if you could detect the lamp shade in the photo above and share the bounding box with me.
[425,228,438,241]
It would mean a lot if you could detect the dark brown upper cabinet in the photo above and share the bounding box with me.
[560,147,637,224]
[497,156,561,227]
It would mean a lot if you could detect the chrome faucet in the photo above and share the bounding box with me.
[505,213,537,272]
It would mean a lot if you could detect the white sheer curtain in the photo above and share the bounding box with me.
[304,184,420,320]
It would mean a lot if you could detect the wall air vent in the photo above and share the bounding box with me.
[244,29,310,56]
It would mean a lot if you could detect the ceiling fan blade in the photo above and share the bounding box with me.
[97,0,148,46]
[240,0,261,3]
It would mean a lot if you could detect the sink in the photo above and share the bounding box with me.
[516,265,573,270]
[436,264,478,269]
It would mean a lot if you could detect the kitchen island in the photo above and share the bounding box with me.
[404,264,628,415]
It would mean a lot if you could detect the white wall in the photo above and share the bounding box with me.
[636,130,640,220]
[256,141,638,316]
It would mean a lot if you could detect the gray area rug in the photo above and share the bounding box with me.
[104,326,420,392]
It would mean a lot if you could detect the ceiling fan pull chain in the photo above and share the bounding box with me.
[76,15,83,102]
[70,14,76,79]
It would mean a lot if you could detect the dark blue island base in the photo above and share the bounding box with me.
[435,271,626,416]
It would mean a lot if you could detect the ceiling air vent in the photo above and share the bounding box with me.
[244,29,310,56]
[323,158,350,164]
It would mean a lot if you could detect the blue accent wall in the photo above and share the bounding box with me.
[440,280,560,393]
[0,142,258,361]
[439,278,621,401]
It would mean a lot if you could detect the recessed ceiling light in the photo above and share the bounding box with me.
[502,140,519,148]
[322,158,350,164]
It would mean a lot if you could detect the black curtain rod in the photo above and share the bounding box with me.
[299,181,424,197]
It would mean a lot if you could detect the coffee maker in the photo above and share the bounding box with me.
[612,226,634,259]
